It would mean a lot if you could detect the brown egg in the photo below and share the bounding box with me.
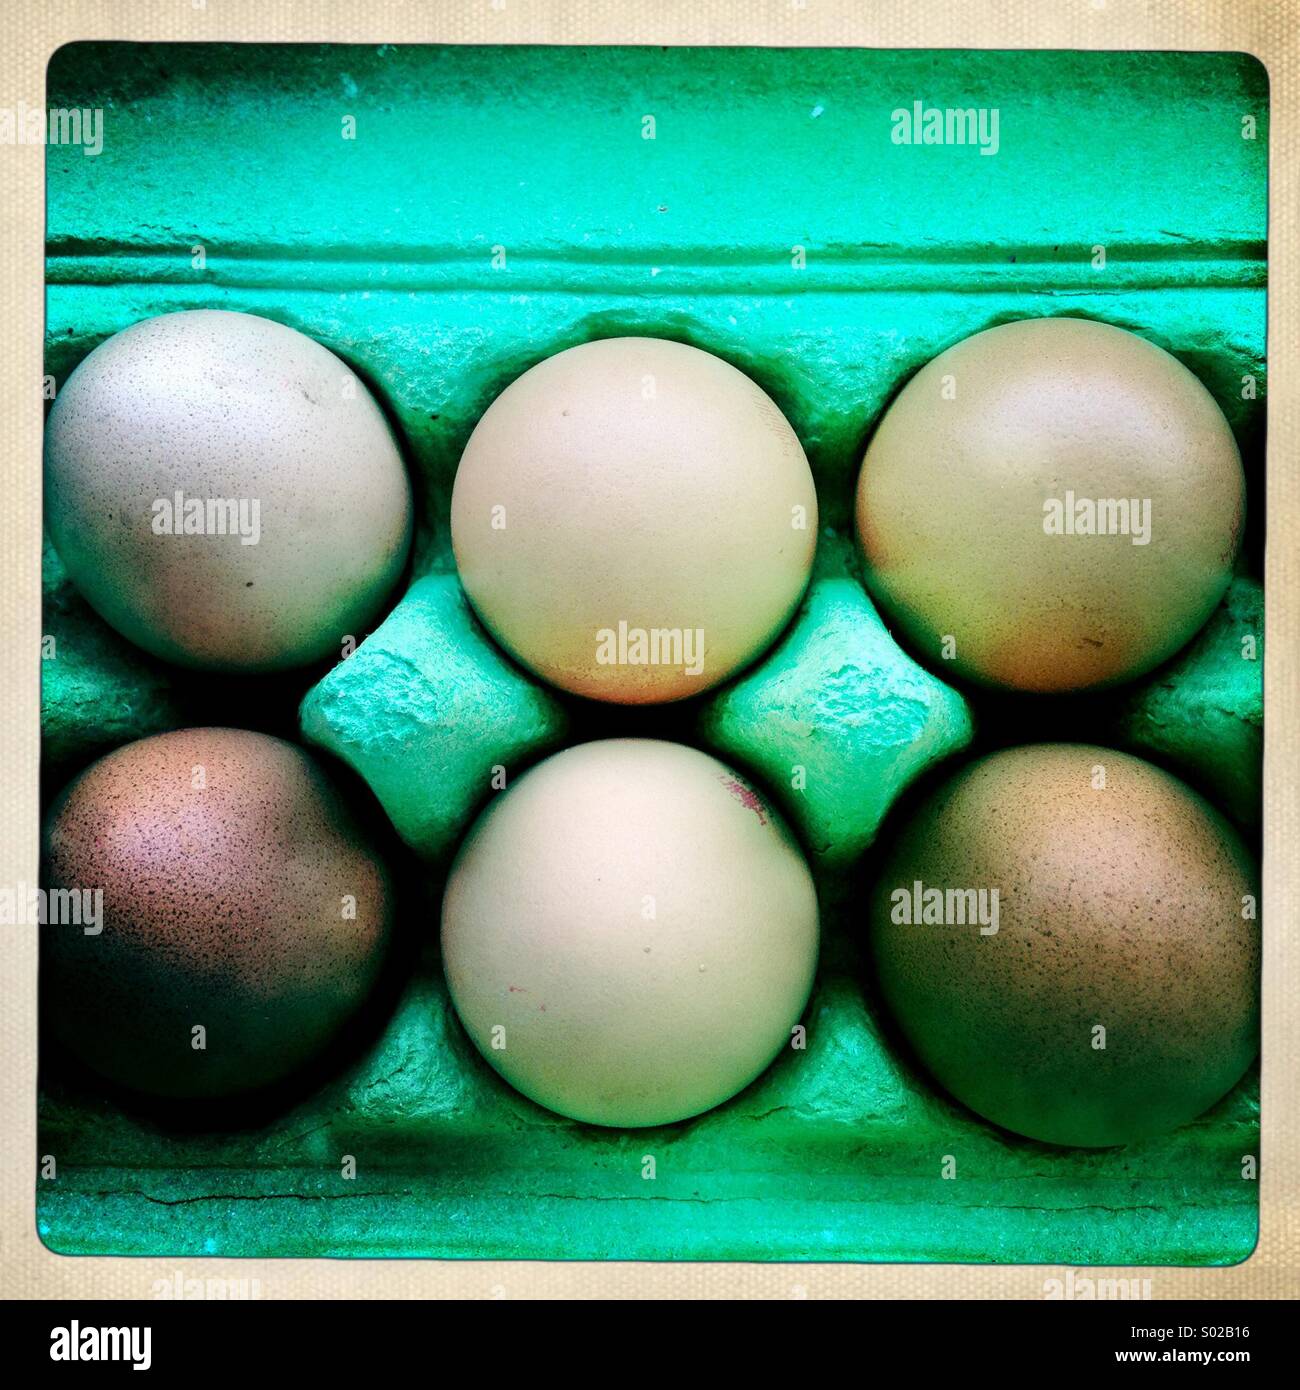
[41,728,395,1098]
[44,310,413,671]
[441,739,820,1126]
[869,744,1258,1147]
[856,318,1244,692]
[451,338,818,703]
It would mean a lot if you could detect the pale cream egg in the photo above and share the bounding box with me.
[441,739,820,1126]
[451,338,818,703]
[45,310,412,671]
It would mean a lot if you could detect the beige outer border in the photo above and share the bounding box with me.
[1,0,1295,1302]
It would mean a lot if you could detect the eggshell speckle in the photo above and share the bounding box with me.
[856,318,1244,692]
[42,728,395,1098]
[441,739,820,1126]
[451,338,818,703]
[44,310,413,671]
[869,743,1259,1147]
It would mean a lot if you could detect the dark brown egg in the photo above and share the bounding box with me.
[869,744,1259,1146]
[42,728,394,1098]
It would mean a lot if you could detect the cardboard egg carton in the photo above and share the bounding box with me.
[39,42,1265,1262]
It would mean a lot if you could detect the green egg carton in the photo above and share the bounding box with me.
[39,42,1265,1263]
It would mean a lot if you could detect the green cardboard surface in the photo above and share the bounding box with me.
[39,43,1265,1263]
[699,573,975,866]
[1110,577,1263,828]
[299,575,569,862]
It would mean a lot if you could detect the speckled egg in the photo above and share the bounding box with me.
[451,338,818,703]
[869,744,1259,1147]
[41,728,395,1098]
[441,739,820,1126]
[856,318,1245,692]
[44,310,412,671]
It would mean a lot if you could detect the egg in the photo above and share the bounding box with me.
[441,739,819,1126]
[451,338,818,703]
[44,310,413,671]
[855,318,1244,692]
[41,728,395,1098]
[869,744,1259,1147]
